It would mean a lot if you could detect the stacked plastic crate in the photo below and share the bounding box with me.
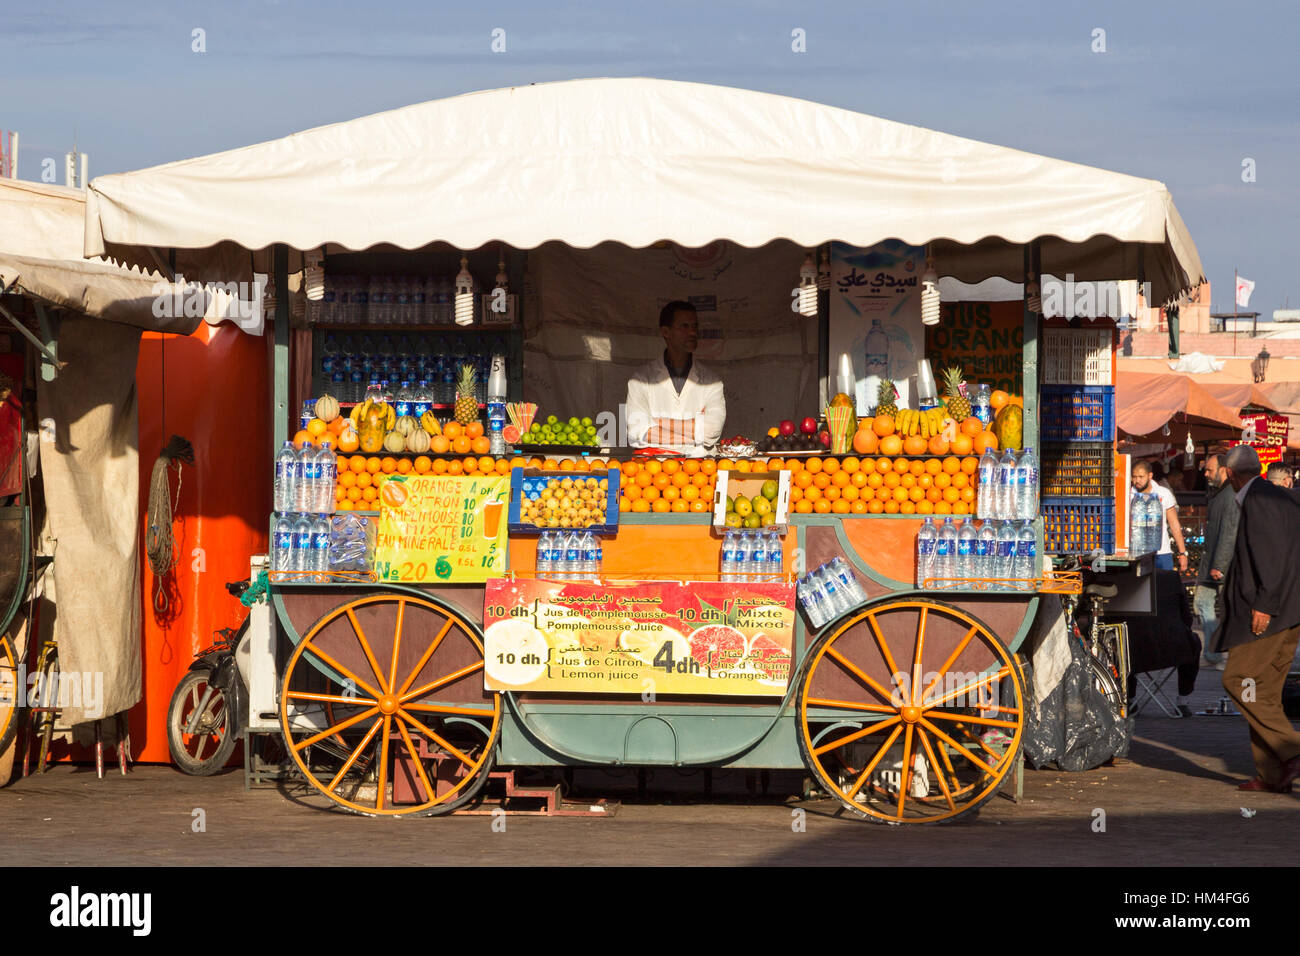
[1039,328,1116,555]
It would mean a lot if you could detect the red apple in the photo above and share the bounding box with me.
[800,416,818,435]
[778,419,796,437]
[818,430,832,448]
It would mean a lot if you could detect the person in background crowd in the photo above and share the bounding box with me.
[1265,461,1293,489]
[1131,460,1189,574]
[1214,445,1300,793]
[1196,453,1237,670]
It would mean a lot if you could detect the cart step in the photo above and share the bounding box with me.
[453,770,620,817]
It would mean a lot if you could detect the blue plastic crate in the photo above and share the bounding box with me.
[507,468,620,535]
[1041,496,1115,555]
[1040,385,1115,442]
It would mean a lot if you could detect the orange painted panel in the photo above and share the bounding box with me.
[128,322,271,763]
[839,517,922,586]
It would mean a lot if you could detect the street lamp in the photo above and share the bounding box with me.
[1252,347,1271,383]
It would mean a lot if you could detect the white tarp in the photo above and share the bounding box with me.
[523,240,818,439]
[1168,351,1225,374]
[84,78,1204,304]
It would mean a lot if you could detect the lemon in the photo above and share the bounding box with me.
[734,497,753,518]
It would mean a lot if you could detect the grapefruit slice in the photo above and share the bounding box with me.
[688,624,747,670]
[746,634,792,682]
[502,424,521,445]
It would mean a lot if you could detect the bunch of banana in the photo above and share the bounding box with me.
[893,407,948,439]
[348,397,396,430]
[420,409,442,436]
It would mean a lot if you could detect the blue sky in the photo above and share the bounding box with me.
[3,0,1296,314]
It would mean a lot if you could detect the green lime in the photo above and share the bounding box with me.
[761,479,779,501]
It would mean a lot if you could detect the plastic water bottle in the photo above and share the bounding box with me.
[311,515,331,582]
[274,441,298,513]
[976,448,997,521]
[916,517,938,589]
[292,514,313,573]
[766,530,783,582]
[580,531,599,582]
[734,531,753,582]
[973,384,992,426]
[996,449,1016,520]
[412,381,431,419]
[273,514,295,572]
[1129,494,1145,554]
[293,441,316,513]
[936,518,958,589]
[797,574,828,629]
[817,564,852,616]
[977,520,997,583]
[830,556,867,604]
[996,520,1017,589]
[536,532,554,578]
[315,441,336,514]
[593,535,603,580]
[1016,447,1038,520]
[719,530,738,583]
[1014,519,1036,590]
[562,531,582,583]
[957,518,977,581]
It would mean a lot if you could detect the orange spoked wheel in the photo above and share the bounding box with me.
[797,598,1024,824]
[279,594,500,817]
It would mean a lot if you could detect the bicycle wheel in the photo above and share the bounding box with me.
[0,632,19,756]
[167,668,239,775]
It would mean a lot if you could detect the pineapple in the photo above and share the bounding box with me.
[454,363,479,425]
[876,378,898,418]
[942,366,971,421]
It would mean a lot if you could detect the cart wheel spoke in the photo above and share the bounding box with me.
[916,729,956,812]
[845,724,903,800]
[388,598,405,693]
[924,666,1009,709]
[300,640,384,701]
[812,716,900,757]
[922,711,1020,729]
[909,606,928,707]
[402,702,499,717]
[326,717,383,793]
[286,690,379,708]
[895,724,915,818]
[400,660,485,704]
[395,716,437,803]
[823,646,894,704]
[376,716,392,812]
[918,625,979,705]
[918,717,997,776]
[864,612,903,686]
[291,706,380,752]
[396,710,475,767]
[805,697,897,716]
[395,618,454,698]
[345,607,390,696]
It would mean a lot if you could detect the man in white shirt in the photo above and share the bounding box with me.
[1132,460,1188,574]
[625,302,726,456]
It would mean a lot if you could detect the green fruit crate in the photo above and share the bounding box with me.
[1040,442,1115,497]
[508,467,620,535]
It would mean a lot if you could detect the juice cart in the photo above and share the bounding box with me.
[83,78,1205,822]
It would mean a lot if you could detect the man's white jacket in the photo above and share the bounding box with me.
[625,357,726,456]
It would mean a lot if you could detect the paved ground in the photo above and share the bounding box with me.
[1,664,1296,866]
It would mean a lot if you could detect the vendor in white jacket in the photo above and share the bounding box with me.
[625,301,726,456]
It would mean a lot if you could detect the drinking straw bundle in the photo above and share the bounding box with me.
[825,405,855,455]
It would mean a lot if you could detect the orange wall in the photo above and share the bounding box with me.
[127,323,271,762]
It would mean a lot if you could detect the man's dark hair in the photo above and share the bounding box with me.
[659,300,696,328]
[1265,461,1291,483]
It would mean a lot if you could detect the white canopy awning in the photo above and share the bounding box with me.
[83,77,1204,304]
[0,178,201,333]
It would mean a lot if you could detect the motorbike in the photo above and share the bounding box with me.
[165,580,251,775]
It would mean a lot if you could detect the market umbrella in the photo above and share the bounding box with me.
[82,77,1205,304]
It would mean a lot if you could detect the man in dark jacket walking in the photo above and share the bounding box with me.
[1196,454,1237,669]
[1215,445,1300,792]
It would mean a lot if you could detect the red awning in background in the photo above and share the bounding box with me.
[1116,371,1243,438]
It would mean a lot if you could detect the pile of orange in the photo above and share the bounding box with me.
[618,457,718,514]
[853,414,999,459]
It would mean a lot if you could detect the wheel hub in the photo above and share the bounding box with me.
[378,694,398,715]
[900,705,921,724]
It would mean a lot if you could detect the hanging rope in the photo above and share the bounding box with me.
[146,435,194,616]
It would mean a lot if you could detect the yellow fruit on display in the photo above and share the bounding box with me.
[314,394,341,422]
[993,404,1023,451]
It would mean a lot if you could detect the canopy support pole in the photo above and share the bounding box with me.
[0,294,64,378]
[271,244,290,457]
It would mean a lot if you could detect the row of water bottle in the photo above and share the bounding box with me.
[310,275,468,326]
[274,440,336,514]
[536,531,603,582]
[272,514,333,579]
[320,333,504,404]
[1129,492,1164,556]
[916,516,1037,590]
[720,530,785,582]
[797,559,868,629]
[976,447,1038,521]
